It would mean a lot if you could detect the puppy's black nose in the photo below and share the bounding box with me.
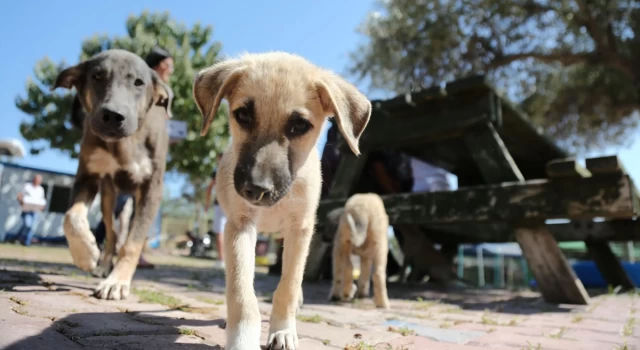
[101,108,125,128]
[241,182,273,202]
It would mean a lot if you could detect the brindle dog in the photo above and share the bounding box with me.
[52,49,173,300]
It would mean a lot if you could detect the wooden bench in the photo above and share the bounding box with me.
[305,75,640,305]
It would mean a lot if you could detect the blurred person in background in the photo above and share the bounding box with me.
[13,174,47,246]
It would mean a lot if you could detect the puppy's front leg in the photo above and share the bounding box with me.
[225,220,262,350]
[93,179,116,278]
[268,219,314,350]
[64,165,101,273]
[94,174,162,300]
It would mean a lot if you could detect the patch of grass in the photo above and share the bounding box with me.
[615,340,630,350]
[480,310,498,326]
[387,326,415,336]
[297,314,324,323]
[9,296,28,306]
[505,318,520,326]
[549,326,567,339]
[522,341,542,350]
[195,296,224,305]
[453,320,470,326]
[415,297,439,310]
[571,314,584,323]
[442,307,463,314]
[132,288,183,308]
[179,328,196,336]
[11,306,30,316]
[488,327,496,333]
[63,308,78,313]
[344,342,374,350]
[439,322,452,329]
[623,317,636,337]
[322,339,331,346]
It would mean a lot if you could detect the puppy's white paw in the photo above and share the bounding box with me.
[64,212,100,272]
[226,323,261,350]
[267,328,298,350]
[94,276,131,300]
[342,282,357,302]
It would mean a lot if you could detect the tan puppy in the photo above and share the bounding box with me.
[193,52,371,350]
[328,193,390,309]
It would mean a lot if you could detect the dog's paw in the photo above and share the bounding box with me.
[64,212,100,272]
[341,282,357,302]
[267,329,298,350]
[374,296,390,309]
[328,294,341,302]
[94,276,131,300]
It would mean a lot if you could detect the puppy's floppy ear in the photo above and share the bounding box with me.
[151,70,174,118]
[51,62,86,91]
[316,72,372,156]
[193,59,246,136]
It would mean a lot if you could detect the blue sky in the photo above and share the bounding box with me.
[2,0,640,194]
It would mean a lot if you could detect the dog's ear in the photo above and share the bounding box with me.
[151,70,174,118]
[193,60,246,136]
[316,73,372,156]
[51,62,86,91]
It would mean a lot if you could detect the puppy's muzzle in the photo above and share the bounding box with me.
[239,180,274,206]
[99,107,127,137]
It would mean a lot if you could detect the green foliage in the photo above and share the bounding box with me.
[15,11,228,181]
[349,0,640,152]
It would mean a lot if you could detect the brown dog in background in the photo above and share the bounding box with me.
[328,193,390,309]
[52,49,173,300]
[193,52,371,350]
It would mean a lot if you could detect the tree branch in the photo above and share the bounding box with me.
[487,52,596,68]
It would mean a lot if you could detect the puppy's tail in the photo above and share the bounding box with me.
[345,211,367,248]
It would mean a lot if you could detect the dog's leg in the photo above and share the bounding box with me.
[267,220,314,350]
[224,220,262,350]
[356,255,373,299]
[340,248,357,302]
[328,239,345,302]
[63,168,101,273]
[115,197,134,252]
[94,175,162,300]
[93,179,116,278]
[372,242,390,309]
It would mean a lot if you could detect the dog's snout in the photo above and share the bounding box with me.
[241,181,274,202]
[101,108,125,127]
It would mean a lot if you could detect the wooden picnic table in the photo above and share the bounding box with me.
[305,75,640,305]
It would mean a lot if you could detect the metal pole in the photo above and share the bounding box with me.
[477,245,485,287]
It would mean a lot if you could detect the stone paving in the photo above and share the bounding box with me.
[0,244,639,349]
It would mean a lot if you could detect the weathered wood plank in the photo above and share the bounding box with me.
[346,102,491,152]
[546,158,592,178]
[586,155,627,175]
[515,224,590,305]
[463,121,524,183]
[585,238,635,290]
[317,174,638,226]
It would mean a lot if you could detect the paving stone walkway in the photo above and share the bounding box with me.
[0,244,638,349]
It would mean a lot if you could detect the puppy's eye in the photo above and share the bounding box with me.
[233,107,253,128]
[92,72,104,81]
[134,78,144,87]
[287,115,313,138]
